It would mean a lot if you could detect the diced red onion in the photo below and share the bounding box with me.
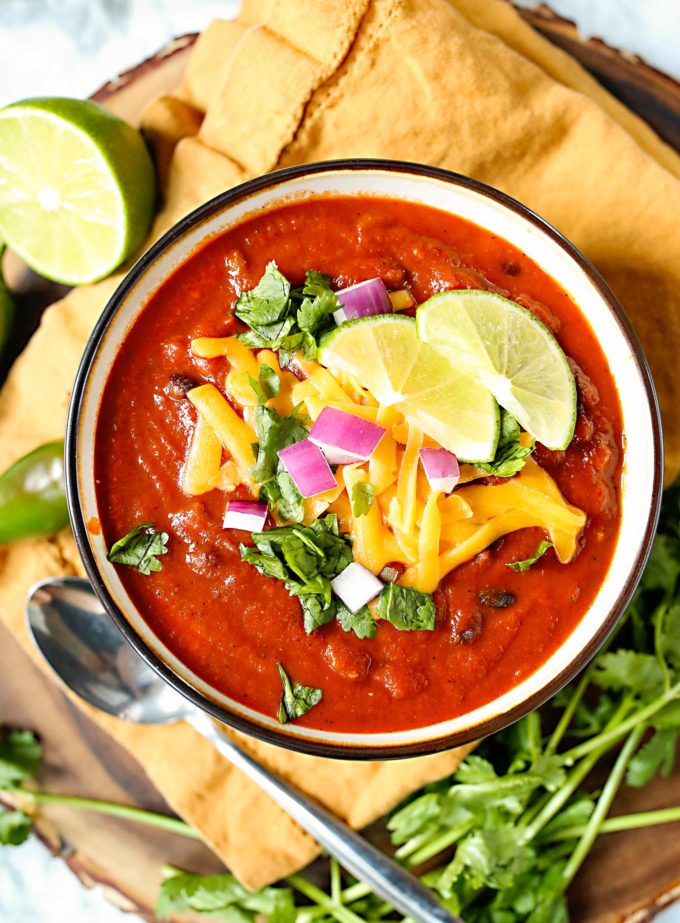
[419,447,460,493]
[277,439,338,498]
[223,500,268,531]
[309,407,386,465]
[331,562,383,613]
[333,278,392,324]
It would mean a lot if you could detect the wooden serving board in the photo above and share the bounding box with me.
[2,13,680,922]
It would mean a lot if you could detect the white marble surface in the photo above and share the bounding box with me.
[517,0,680,80]
[0,1,679,921]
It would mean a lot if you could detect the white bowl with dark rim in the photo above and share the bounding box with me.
[66,160,663,759]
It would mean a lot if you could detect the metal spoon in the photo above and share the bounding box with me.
[26,576,460,923]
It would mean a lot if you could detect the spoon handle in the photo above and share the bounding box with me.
[188,711,461,923]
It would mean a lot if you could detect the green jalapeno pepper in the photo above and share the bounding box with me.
[0,440,69,543]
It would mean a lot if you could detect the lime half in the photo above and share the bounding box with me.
[0,98,155,285]
[319,314,500,462]
[417,290,576,450]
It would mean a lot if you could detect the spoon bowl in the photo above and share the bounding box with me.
[27,576,189,724]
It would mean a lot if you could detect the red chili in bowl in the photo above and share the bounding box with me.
[95,196,622,733]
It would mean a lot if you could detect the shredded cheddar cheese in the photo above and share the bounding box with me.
[181,336,587,595]
[181,415,223,496]
[187,383,256,488]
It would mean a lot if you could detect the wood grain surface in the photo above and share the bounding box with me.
[2,13,680,922]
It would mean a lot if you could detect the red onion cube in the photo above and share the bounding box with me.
[277,439,338,498]
[309,406,386,465]
[419,447,460,493]
[331,562,383,613]
[334,278,392,323]
[223,500,268,531]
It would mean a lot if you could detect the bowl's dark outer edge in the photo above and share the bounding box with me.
[65,158,664,761]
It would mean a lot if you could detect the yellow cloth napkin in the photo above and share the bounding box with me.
[1,0,680,890]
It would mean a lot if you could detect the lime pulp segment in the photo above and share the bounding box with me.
[318,314,500,462]
[416,290,577,451]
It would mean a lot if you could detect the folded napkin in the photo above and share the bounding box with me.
[1,0,680,890]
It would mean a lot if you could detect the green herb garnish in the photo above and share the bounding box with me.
[507,539,554,572]
[376,583,436,631]
[476,409,535,478]
[252,404,308,484]
[251,399,309,523]
[276,662,323,724]
[107,523,169,575]
[234,262,338,364]
[337,603,377,639]
[240,514,353,634]
[350,481,375,517]
[248,363,280,404]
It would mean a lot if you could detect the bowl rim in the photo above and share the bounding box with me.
[65,157,664,760]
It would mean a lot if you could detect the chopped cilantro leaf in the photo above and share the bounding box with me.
[337,603,377,639]
[376,583,436,631]
[302,270,333,298]
[251,402,308,522]
[252,404,308,484]
[234,261,291,328]
[260,471,305,525]
[107,524,169,575]
[276,662,323,724]
[476,409,535,478]
[296,287,338,358]
[234,262,338,363]
[248,363,280,405]
[351,481,375,517]
[507,540,554,572]
[240,515,353,634]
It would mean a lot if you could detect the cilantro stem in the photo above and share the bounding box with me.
[341,881,373,903]
[545,805,680,842]
[522,748,602,843]
[545,665,593,755]
[19,789,200,839]
[654,604,672,692]
[524,696,632,842]
[404,819,477,866]
[330,856,343,904]
[561,725,645,888]
[287,875,368,923]
[559,682,680,765]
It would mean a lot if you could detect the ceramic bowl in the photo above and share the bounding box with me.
[66,160,663,759]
